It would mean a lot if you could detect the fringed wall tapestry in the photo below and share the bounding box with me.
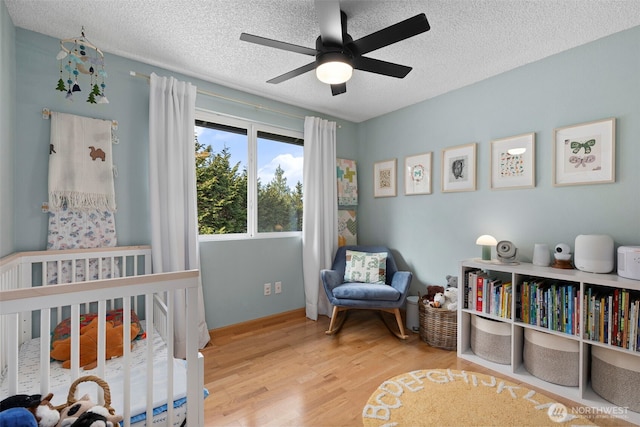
[47,112,118,282]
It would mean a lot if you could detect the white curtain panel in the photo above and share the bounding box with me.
[302,116,338,320]
[148,73,210,357]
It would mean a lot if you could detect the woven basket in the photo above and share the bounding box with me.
[55,374,117,416]
[419,299,457,350]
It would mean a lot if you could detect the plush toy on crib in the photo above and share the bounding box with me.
[0,393,59,427]
[67,406,116,427]
[55,395,122,427]
[50,318,140,370]
[0,408,37,427]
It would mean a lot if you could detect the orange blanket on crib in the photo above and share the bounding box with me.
[50,318,140,370]
[51,308,145,344]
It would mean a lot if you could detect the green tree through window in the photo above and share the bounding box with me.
[195,114,303,237]
[258,165,298,232]
[196,141,248,234]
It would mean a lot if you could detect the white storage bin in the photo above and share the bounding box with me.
[523,329,579,386]
[470,315,511,364]
[592,346,640,412]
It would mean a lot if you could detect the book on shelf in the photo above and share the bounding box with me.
[501,282,512,319]
[518,280,579,336]
[482,279,512,318]
[488,278,500,315]
[464,269,481,310]
[476,273,487,313]
[583,286,639,351]
[515,281,522,321]
[606,294,612,345]
[637,300,640,350]
[622,289,630,348]
[629,300,638,351]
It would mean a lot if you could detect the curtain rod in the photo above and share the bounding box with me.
[129,71,309,121]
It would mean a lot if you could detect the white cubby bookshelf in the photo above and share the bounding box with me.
[457,259,640,425]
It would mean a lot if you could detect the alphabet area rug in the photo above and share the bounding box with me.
[362,369,597,426]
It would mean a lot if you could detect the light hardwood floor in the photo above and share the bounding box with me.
[201,309,633,427]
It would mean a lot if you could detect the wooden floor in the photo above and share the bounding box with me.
[200,309,632,427]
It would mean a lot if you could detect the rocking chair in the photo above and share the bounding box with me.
[321,245,412,339]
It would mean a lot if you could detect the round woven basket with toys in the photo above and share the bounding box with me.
[419,285,457,350]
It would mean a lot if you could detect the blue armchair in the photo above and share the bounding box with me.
[321,245,413,339]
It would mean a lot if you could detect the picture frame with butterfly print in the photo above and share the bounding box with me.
[553,118,615,186]
[490,132,535,190]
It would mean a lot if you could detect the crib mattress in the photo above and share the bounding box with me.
[0,322,205,426]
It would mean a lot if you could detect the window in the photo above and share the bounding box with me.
[195,111,303,238]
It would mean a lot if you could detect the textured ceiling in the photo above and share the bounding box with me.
[5,0,640,123]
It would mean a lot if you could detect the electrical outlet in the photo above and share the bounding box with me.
[264,283,271,296]
[275,281,282,294]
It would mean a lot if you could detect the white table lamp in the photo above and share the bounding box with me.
[476,235,498,261]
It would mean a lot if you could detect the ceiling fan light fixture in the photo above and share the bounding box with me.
[240,2,431,95]
[316,52,353,84]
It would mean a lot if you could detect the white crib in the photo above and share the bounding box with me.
[0,246,205,426]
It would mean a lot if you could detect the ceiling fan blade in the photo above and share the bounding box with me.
[267,62,317,84]
[331,83,346,96]
[353,56,412,78]
[352,13,430,55]
[240,33,317,56]
[314,0,343,45]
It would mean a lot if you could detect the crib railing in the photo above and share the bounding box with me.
[0,247,204,427]
[0,247,153,375]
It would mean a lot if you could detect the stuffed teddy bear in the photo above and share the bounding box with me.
[430,292,445,308]
[446,275,458,288]
[55,395,122,427]
[444,287,459,310]
[422,285,444,304]
[50,318,140,370]
[0,394,59,427]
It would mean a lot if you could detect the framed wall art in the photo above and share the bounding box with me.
[338,209,357,246]
[441,143,476,193]
[553,118,615,186]
[374,158,397,197]
[490,132,535,190]
[336,158,358,206]
[404,152,432,195]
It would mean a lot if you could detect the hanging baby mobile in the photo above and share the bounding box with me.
[55,26,108,104]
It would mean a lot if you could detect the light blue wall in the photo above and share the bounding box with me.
[357,26,640,293]
[11,29,358,329]
[0,1,15,257]
[10,24,639,329]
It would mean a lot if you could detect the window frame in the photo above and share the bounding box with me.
[195,109,304,241]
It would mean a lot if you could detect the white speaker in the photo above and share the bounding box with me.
[574,234,614,273]
[618,246,640,280]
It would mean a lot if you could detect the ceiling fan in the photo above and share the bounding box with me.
[239,0,430,96]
